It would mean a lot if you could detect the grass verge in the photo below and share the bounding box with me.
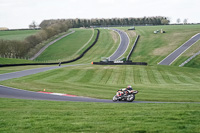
[0,98,199,133]
[35,28,94,62]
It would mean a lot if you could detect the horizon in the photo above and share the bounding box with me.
[0,0,199,29]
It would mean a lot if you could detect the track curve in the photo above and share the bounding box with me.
[108,29,130,61]
[1,85,199,104]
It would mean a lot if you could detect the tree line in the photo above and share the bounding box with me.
[40,16,170,29]
[0,21,71,59]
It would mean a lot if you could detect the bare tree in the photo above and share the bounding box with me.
[183,19,188,24]
[177,18,181,24]
[29,21,37,29]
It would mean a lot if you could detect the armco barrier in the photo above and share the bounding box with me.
[92,61,147,65]
[127,35,140,61]
[0,29,100,67]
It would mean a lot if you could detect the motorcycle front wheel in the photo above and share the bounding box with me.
[113,95,118,102]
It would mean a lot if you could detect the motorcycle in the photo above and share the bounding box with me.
[113,90,138,102]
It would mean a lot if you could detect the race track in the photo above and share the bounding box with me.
[108,29,129,61]
[159,33,200,65]
[0,64,86,81]
[0,29,199,104]
[1,85,199,104]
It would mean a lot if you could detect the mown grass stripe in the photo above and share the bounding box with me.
[175,71,199,84]
[146,67,158,84]
[155,67,171,84]
[157,67,175,84]
[133,67,142,84]
[109,66,122,85]
[117,66,126,85]
[78,69,95,83]
[139,66,151,84]
[100,69,114,84]
[42,69,72,83]
[183,71,200,83]
[165,71,183,84]
[105,67,117,85]
[125,66,134,85]
[64,69,82,82]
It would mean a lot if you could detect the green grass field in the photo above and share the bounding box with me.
[73,28,120,64]
[117,25,200,66]
[0,25,200,133]
[0,58,38,65]
[184,55,200,68]
[0,98,199,133]
[35,28,96,62]
[1,64,199,102]
[0,30,39,40]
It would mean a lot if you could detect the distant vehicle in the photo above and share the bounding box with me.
[128,27,135,30]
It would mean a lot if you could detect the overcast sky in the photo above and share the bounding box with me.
[0,0,199,29]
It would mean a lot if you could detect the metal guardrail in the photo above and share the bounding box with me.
[179,51,200,67]
[126,35,140,61]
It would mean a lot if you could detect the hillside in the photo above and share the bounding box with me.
[1,26,200,102]
[118,25,200,66]
[34,28,96,62]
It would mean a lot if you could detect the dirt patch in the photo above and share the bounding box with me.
[152,33,186,56]
[183,41,200,56]
[126,30,137,39]
[110,31,119,43]
[153,45,176,56]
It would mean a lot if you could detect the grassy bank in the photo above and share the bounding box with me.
[0,98,199,133]
[184,55,200,68]
[117,25,200,65]
[35,28,95,62]
[0,58,39,65]
[0,30,39,40]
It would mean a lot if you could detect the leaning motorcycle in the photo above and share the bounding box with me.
[113,90,138,102]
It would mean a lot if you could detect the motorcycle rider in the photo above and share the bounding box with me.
[117,85,133,96]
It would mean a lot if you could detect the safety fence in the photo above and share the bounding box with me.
[179,51,200,67]
[126,35,140,61]
[92,61,147,66]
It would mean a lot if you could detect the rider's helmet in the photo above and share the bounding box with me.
[127,85,132,88]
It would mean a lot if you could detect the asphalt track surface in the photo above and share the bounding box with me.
[159,33,200,65]
[108,29,130,61]
[0,64,86,81]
